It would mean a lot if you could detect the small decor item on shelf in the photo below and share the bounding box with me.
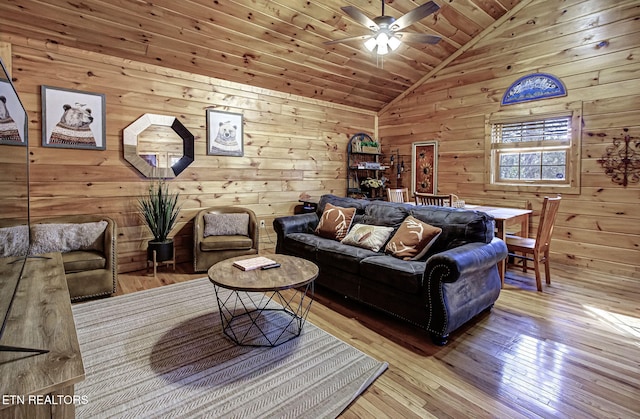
[360,139,380,154]
[350,132,378,153]
[360,177,386,198]
[361,177,384,189]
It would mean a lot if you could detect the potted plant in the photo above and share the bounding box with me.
[138,179,182,263]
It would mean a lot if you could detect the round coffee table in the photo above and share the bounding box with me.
[208,254,319,347]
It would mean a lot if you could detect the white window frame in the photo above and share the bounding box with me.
[484,101,582,194]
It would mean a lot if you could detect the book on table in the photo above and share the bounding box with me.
[233,256,277,271]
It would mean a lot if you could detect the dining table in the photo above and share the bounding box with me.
[463,204,533,286]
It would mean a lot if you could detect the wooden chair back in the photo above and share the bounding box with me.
[506,195,561,291]
[387,188,409,203]
[534,196,562,253]
[414,193,454,207]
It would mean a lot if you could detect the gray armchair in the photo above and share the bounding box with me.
[193,206,259,272]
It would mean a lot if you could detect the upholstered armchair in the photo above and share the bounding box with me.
[193,206,259,272]
[30,214,117,302]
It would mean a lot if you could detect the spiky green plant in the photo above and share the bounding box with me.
[138,179,181,242]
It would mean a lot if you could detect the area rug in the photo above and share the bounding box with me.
[72,278,387,418]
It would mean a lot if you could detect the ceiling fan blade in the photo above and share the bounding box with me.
[340,6,379,30]
[324,34,372,45]
[395,32,441,44]
[392,1,440,31]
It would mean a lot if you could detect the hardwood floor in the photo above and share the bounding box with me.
[115,262,640,418]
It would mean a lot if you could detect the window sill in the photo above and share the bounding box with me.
[484,183,580,195]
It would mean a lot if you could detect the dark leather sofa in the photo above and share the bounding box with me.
[273,194,507,345]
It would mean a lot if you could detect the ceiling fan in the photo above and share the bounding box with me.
[325,1,441,55]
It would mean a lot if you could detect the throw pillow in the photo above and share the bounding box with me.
[0,225,29,257]
[315,203,356,241]
[204,213,250,237]
[30,221,108,255]
[341,224,394,252]
[385,216,442,260]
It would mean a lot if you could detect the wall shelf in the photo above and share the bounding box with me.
[347,133,384,198]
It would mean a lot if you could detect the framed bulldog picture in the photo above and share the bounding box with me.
[41,86,106,150]
[411,141,438,195]
[206,109,243,157]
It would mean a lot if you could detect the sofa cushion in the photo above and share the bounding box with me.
[361,202,410,227]
[0,225,29,257]
[315,203,355,241]
[316,239,378,274]
[385,216,442,260]
[316,194,370,216]
[360,255,426,294]
[410,207,494,256]
[200,235,253,251]
[341,224,394,252]
[62,250,106,273]
[30,221,108,255]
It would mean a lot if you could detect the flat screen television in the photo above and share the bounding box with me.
[0,57,44,354]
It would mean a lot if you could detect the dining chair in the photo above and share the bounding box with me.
[506,196,561,291]
[414,193,454,206]
[387,188,409,203]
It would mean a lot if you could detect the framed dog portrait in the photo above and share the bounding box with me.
[41,86,106,150]
[206,109,243,157]
[411,141,438,195]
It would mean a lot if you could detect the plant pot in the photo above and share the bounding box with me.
[147,240,174,263]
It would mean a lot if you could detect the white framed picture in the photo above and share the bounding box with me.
[41,85,106,150]
[0,79,27,146]
[206,109,243,157]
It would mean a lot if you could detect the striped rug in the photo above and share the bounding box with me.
[72,278,387,418]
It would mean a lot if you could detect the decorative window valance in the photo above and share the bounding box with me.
[501,73,567,105]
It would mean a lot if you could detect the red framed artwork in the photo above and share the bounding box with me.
[411,141,438,195]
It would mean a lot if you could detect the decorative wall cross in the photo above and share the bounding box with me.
[597,128,640,187]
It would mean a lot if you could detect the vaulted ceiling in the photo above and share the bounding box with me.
[0,0,521,111]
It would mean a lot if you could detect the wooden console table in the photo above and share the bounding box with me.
[0,253,85,419]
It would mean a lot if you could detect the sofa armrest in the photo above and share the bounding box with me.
[273,213,319,253]
[425,237,507,284]
[273,213,319,235]
[424,237,507,339]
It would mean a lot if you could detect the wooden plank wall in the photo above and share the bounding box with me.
[379,0,640,278]
[3,35,375,273]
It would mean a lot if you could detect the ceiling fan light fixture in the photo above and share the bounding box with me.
[376,31,390,55]
[365,31,400,55]
[330,1,441,58]
[364,37,377,52]
[388,35,401,51]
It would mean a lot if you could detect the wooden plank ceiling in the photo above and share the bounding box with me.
[0,0,520,111]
